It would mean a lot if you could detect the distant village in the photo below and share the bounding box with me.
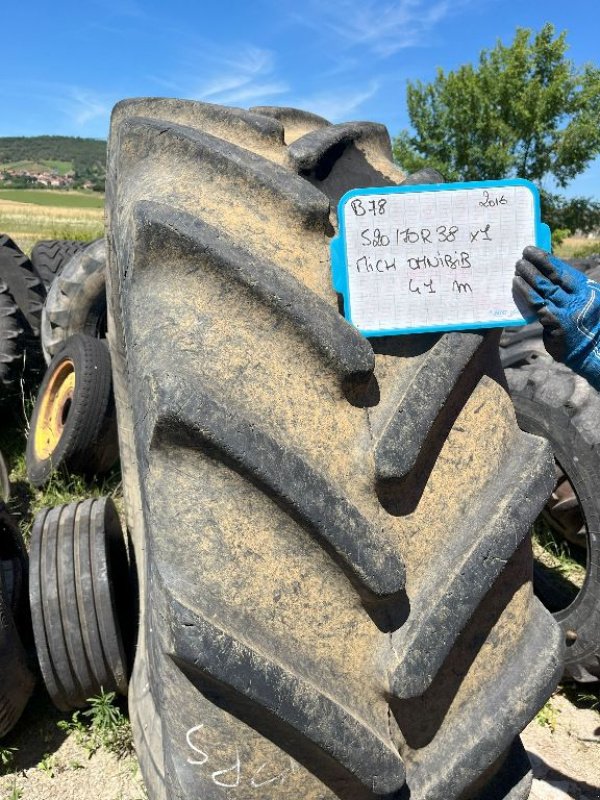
[0,166,100,191]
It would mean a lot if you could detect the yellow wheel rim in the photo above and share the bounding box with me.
[33,359,76,461]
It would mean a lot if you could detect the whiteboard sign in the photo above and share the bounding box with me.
[330,179,550,337]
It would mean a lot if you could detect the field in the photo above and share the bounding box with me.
[0,160,73,176]
[0,190,104,253]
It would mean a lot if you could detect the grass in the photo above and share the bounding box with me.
[0,160,74,176]
[0,189,103,208]
[536,698,560,732]
[0,194,104,253]
[532,517,586,587]
[0,749,17,776]
[555,235,600,259]
[57,692,134,760]
[0,400,122,545]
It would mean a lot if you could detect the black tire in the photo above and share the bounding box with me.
[249,105,331,143]
[0,450,9,503]
[31,239,88,291]
[29,498,131,710]
[106,97,562,800]
[41,238,107,363]
[26,334,118,487]
[0,236,45,336]
[0,280,25,387]
[506,360,600,682]
[0,504,28,619]
[0,506,35,738]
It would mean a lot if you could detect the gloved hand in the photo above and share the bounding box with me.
[514,246,600,391]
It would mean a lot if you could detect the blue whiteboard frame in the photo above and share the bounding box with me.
[330,178,551,337]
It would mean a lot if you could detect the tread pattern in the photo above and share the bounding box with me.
[152,372,405,596]
[287,122,405,206]
[31,239,87,290]
[0,236,45,334]
[106,99,563,800]
[29,498,130,710]
[0,279,25,386]
[170,598,406,796]
[135,202,374,380]
[389,432,555,698]
[41,239,107,363]
[373,332,486,481]
[249,105,331,144]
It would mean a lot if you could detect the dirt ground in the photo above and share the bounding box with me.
[1,682,597,800]
[523,688,600,800]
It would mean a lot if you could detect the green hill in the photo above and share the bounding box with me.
[0,136,106,189]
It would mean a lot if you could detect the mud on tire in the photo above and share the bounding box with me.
[106,98,563,800]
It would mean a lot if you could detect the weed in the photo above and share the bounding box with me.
[4,778,22,799]
[532,518,586,585]
[58,690,134,760]
[576,691,599,711]
[536,698,560,732]
[37,753,57,777]
[0,748,17,775]
[555,236,600,259]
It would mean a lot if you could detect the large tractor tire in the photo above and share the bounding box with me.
[106,98,563,800]
[31,239,88,291]
[41,238,107,363]
[506,360,600,682]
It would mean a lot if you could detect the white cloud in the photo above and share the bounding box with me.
[150,44,289,108]
[192,46,289,105]
[292,0,467,57]
[66,89,110,126]
[289,81,380,122]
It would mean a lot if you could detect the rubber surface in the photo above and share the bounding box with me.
[31,239,88,291]
[106,98,563,800]
[0,237,44,387]
[506,360,600,681]
[0,504,35,737]
[41,238,107,363]
[0,236,45,335]
[29,497,131,710]
[0,279,25,387]
[26,333,118,486]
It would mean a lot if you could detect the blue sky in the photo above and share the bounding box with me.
[1,0,598,197]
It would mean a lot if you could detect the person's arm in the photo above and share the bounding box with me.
[513,246,600,391]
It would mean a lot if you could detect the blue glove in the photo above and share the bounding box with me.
[513,246,600,391]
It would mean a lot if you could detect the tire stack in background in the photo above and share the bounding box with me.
[501,258,600,683]
[0,234,121,742]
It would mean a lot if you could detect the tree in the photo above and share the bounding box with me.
[394,24,600,188]
[540,191,600,234]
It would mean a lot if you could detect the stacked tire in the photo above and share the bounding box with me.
[0,497,34,738]
[25,334,119,487]
[502,271,600,683]
[0,235,45,390]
